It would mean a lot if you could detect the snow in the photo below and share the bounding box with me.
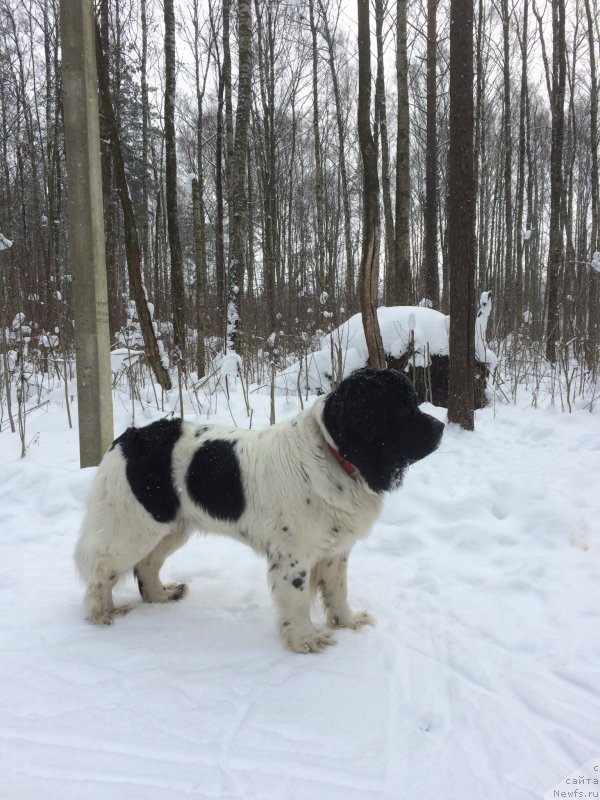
[220,351,243,379]
[0,232,14,250]
[0,379,599,800]
[276,305,493,394]
[475,291,497,370]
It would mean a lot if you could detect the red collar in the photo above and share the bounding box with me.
[326,442,358,477]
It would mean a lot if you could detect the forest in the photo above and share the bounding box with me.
[1,4,600,792]
[0,0,598,435]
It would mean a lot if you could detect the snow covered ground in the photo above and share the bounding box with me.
[1,378,599,800]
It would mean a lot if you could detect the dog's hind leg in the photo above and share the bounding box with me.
[76,524,133,626]
[134,528,189,603]
[81,566,128,625]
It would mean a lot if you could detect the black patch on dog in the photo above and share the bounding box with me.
[324,368,444,493]
[186,439,245,522]
[113,418,182,523]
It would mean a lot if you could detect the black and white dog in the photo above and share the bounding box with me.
[75,368,444,652]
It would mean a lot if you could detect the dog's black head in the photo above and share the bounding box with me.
[323,367,444,493]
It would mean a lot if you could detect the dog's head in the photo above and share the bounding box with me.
[323,367,444,493]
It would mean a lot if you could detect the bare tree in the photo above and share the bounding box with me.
[95,23,172,391]
[209,0,227,332]
[447,0,476,429]
[374,0,395,300]
[423,0,439,307]
[584,0,599,362]
[308,0,327,294]
[164,0,186,359]
[357,0,386,368]
[254,0,278,332]
[227,0,253,352]
[501,0,515,329]
[544,0,566,363]
[191,0,211,376]
[515,0,530,327]
[140,0,151,294]
[390,0,411,305]
[318,0,356,302]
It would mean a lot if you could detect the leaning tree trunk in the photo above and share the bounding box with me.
[95,23,172,391]
[357,0,386,369]
[447,0,475,430]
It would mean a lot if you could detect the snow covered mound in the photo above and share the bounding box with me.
[276,304,496,395]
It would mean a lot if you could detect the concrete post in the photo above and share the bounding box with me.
[59,0,114,466]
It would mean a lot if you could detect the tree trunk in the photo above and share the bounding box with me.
[423,0,439,307]
[223,0,235,221]
[584,0,599,365]
[192,0,209,376]
[515,0,529,329]
[192,178,206,378]
[308,0,327,294]
[357,0,386,369]
[164,0,186,359]
[374,0,395,305]
[215,63,227,337]
[227,0,252,352]
[545,0,566,364]
[140,0,151,295]
[318,0,356,304]
[390,0,411,305]
[255,0,277,332]
[98,0,120,339]
[447,0,475,430]
[95,22,172,391]
[501,0,514,335]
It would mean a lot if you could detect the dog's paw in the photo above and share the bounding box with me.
[328,610,376,630]
[280,624,337,653]
[86,604,131,625]
[164,582,188,602]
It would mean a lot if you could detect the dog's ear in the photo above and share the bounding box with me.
[343,384,387,443]
[327,369,389,443]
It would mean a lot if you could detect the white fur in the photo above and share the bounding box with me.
[75,397,381,652]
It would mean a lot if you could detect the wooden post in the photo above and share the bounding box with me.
[59,0,114,466]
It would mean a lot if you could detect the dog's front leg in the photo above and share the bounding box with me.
[267,555,336,653]
[314,552,376,630]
